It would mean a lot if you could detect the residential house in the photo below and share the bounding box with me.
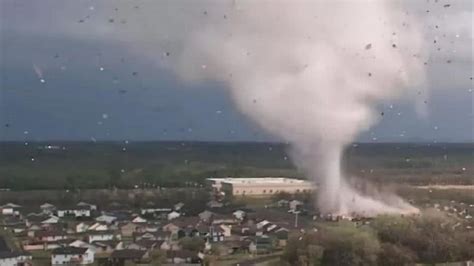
[199,210,214,222]
[56,207,91,218]
[174,202,185,211]
[167,211,180,220]
[134,231,171,242]
[88,222,108,231]
[95,214,117,224]
[25,213,58,227]
[166,250,201,264]
[110,249,149,265]
[76,202,97,211]
[277,199,290,207]
[208,226,225,242]
[88,231,121,243]
[233,210,246,220]
[40,203,57,215]
[289,200,303,212]
[127,239,161,251]
[1,203,22,216]
[35,231,67,242]
[91,241,123,254]
[75,222,89,233]
[51,247,94,265]
[248,236,274,254]
[132,216,147,224]
[0,251,32,266]
[207,200,224,208]
[120,222,139,238]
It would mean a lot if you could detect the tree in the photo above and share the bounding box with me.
[179,236,205,252]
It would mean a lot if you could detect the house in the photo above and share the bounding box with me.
[132,216,147,224]
[40,203,56,215]
[91,241,123,254]
[207,200,224,208]
[88,222,108,231]
[199,210,214,222]
[162,223,180,234]
[88,231,121,243]
[35,231,67,242]
[56,207,91,218]
[167,211,180,220]
[248,236,274,254]
[95,214,117,224]
[140,204,173,216]
[1,203,22,216]
[134,231,171,242]
[51,247,94,265]
[174,202,185,211]
[25,213,58,226]
[69,240,94,249]
[127,239,161,251]
[76,202,97,211]
[120,222,139,237]
[277,199,290,207]
[208,226,226,242]
[166,250,201,264]
[233,210,246,220]
[110,249,149,265]
[289,200,303,212]
[0,251,32,266]
[75,222,89,233]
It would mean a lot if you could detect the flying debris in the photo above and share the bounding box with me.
[365,43,372,50]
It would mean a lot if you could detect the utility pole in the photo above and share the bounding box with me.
[294,211,300,228]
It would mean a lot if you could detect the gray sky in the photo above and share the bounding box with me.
[0,0,472,142]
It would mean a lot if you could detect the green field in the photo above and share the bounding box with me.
[0,141,472,190]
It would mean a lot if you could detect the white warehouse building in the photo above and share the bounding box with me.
[207,177,315,196]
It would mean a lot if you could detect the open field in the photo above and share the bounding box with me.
[0,141,472,190]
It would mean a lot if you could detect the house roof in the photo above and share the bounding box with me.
[1,203,21,208]
[111,249,147,259]
[35,230,66,237]
[52,247,87,255]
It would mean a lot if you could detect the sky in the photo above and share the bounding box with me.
[0,0,472,143]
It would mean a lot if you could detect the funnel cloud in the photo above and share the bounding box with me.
[167,1,425,215]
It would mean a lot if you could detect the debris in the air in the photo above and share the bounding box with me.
[132,72,138,76]
[365,43,372,50]
[446,60,452,64]
[119,90,127,94]
[165,52,170,56]
[368,72,372,77]
[392,44,397,48]
[78,19,84,23]
[99,67,105,71]
[102,113,109,119]
[108,18,114,23]
[203,11,208,15]
[443,4,451,8]
[4,123,10,128]
[380,112,384,116]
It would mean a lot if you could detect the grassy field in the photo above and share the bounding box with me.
[0,141,472,190]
